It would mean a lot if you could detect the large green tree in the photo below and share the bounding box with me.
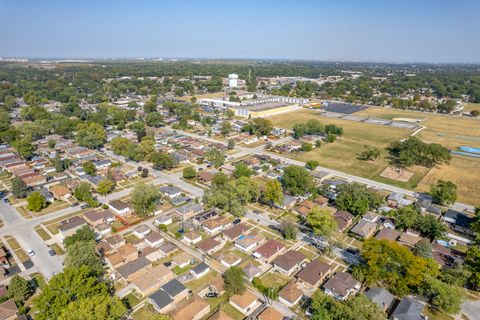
[27,191,47,212]
[131,182,161,216]
[335,183,383,215]
[263,179,284,207]
[8,275,33,304]
[76,123,106,149]
[307,207,337,237]
[223,266,246,296]
[430,180,457,205]
[64,226,97,248]
[357,239,433,296]
[64,241,104,276]
[282,165,313,196]
[11,177,29,198]
[34,266,120,320]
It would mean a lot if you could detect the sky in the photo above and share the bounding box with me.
[0,0,479,63]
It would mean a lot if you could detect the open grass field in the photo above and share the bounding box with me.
[463,103,480,113]
[417,155,480,205]
[356,107,480,149]
[356,107,480,205]
[269,109,427,189]
[270,108,480,205]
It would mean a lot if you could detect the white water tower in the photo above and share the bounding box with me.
[228,73,238,88]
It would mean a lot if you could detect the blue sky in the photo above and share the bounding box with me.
[0,0,479,63]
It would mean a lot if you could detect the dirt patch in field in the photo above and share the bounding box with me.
[380,167,414,182]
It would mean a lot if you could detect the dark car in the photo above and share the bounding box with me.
[71,202,79,207]
[205,292,218,298]
[3,198,9,203]
[80,204,88,209]
[232,218,241,225]
[163,261,172,267]
[48,249,56,256]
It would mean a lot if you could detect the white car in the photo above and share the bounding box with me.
[27,249,35,257]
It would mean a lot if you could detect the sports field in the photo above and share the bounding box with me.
[356,107,480,149]
[354,108,480,205]
[270,108,480,205]
[269,109,427,189]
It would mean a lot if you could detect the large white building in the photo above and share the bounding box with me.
[228,73,239,88]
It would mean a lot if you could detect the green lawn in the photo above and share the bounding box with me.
[132,304,157,320]
[221,303,245,320]
[172,264,194,275]
[185,271,218,292]
[35,228,52,241]
[50,243,65,255]
[260,272,291,288]
[124,291,144,309]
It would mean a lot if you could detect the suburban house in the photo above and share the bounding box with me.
[104,234,126,250]
[49,185,72,201]
[398,229,422,247]
[58,216,87,241]
[272,250,308,276]
[234,232,265,252]
[149,281,186,313]
[201,216,230,235]
[278,281,303,307]
[130,265,175,297]
[229,291,260,316]
[83,209,115,227]
[145,231,164,247]
[154,215,173,226]
[108,200,130,216]
[222,223,250,241]
[365,287,395,313]
[442,209,474,235]
[296,259,331,289]
[197,171,215,185]
[350,220,377,239]
[171,294,210,320]
[191,262,210,279]
[323,272,361,300]
[196,237,224,255]
[220,252,241,268]
[390,296,426,320]
[258,307,283,320]
[183,231,202,245]
[252,239,286,264]
[133,224,151,239]
[375,229,401,241]
[0,299,18,320]
[333,211,355,231]
[242,262,262,281]
[172,252,193,269]
[116,256,152,282]
[159,186,182,199]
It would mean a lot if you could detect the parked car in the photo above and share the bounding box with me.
[71,202,79,207]
[27,249,35,257]
[48,249,56,256]
[205,292,218,298]
[232,218,241,225]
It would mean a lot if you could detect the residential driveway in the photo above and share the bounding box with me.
[461,300,480,320]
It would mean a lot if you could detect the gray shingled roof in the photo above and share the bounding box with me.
[391,296,424,320]
[149,289,173,310]
[161,279,186,298]
[365,287,394,311]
